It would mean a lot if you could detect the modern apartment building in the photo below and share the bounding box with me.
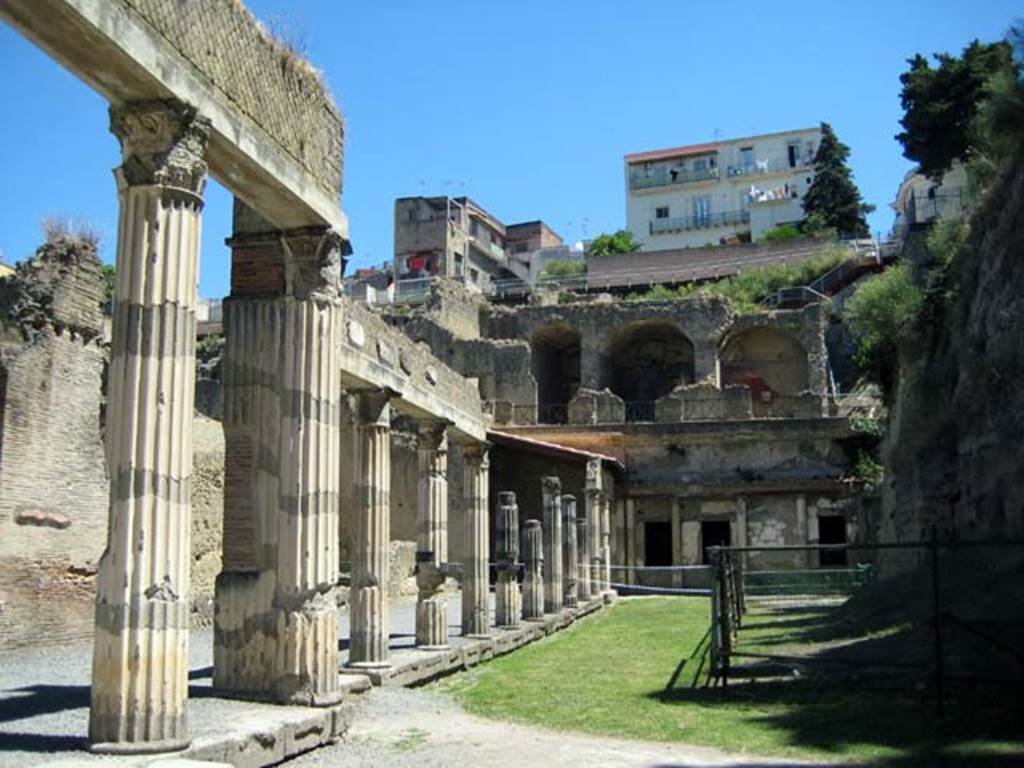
[624,127,822,250]
[394,196,563,294]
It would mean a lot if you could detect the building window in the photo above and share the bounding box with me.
[454,253,463,277]
[468,268,479,284]
[692,195,711,226]
[740,146,754,171]
[787,141,801,168]
[655,206,670,219]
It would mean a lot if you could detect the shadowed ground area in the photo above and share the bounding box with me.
[439,597,1024,766]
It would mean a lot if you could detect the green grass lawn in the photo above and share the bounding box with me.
[439,597,1024,765]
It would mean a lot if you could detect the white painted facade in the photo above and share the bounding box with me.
[625,127,821,249]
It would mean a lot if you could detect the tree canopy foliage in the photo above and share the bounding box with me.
[895,38,1018,180]
[587,229,641,256]
[801,123,873,238]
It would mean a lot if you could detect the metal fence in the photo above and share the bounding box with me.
[705,536,1024,719]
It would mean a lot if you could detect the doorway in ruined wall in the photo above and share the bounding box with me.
[818,514,848,567]
[602,320,694,421]
[720,326,809,415]
[531,322,581,424]
[701,519,731,564]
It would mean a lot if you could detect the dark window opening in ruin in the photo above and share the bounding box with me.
[720,326,809,415]
[644,521,672,567]
[532,323,582,424]
[603,320,694,421]
[701,520,731,564]
[818,515,848,567]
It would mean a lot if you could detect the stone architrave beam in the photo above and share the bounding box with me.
[561,495,579,609]
[522,520,544,621]
[90,99,209,753]
[0,0,349,237]
[494,491,521,628]
[415,420,450,650]
[462,444,491,638]
[542,477,563,613]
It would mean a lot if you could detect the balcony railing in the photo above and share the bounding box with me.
[649,209,751,235]
[629,166,720,190]
[724,156,808,179]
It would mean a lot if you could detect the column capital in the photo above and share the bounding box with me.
[354,387,398,426]
[109,99,210,194]
[542,475,561,495]
[281,226,347,301]
[416,418,452,451]
[462,441,490,468]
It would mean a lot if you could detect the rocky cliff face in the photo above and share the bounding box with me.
[879,140,1024,550]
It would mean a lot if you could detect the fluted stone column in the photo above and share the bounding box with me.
[349,389,393,668]
[462,444,491,637]
[562,495,579,609]
[90,100,209,753]
[415,420,450,650]
[542,477,564,613]
[272,285,343,703]
[213,202,346,705]
[577,511,591,601]
[585,459,602,600]
[522,520,544,620]
[601,492,613,594]
[494,491,521,628]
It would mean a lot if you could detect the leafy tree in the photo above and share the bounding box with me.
[895,39,1017,179]
[843,263,923,394]
[801,123,873,238]
[587,229,641,256]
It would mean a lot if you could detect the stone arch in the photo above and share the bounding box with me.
[531,322,582,424]
[719,326,809,398]
[601,320,695,415]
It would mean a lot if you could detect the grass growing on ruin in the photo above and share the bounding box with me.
[440,597,1024,764]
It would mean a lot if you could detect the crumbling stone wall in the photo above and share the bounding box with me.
[0,238,230,647]
[0,237,108,649]
[119,0,343,197]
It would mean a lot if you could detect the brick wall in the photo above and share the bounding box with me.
[121,0,344,197]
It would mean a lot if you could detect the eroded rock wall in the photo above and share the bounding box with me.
[880,140,1024,553]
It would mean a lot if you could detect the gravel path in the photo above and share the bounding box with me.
[0,595,458,767]
[288,686,850,768]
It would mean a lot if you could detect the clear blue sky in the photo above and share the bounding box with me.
[0,1,1018,298]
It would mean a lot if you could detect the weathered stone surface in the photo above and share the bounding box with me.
[461,444,491,637]
[494,491,521,628]
[522,520,544,620]
[541,477,563,613]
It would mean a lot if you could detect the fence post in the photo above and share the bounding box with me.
[931,526,945,719]
[709,548,722,683]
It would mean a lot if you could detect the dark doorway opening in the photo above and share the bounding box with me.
[644,521,672,567]
[818,515,848,566]
[701,520,731,564]
[532,323,581,424]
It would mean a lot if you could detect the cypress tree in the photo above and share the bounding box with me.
[802,122,873,238]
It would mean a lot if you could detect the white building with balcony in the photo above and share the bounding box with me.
[625,127,822,249]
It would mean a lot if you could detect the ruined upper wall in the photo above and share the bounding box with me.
[2,0,348,234]
[120,0,343,198]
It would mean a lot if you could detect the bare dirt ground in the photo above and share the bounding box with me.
[288,686,849,768]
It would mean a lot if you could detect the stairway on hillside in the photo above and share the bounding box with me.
[767,241,884,309]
